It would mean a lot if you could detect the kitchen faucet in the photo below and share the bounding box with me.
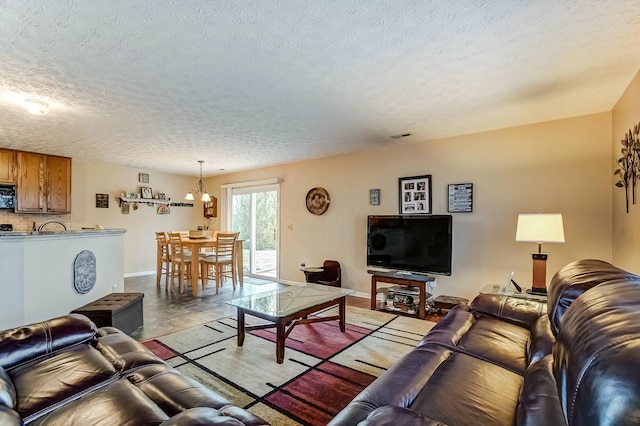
[37,220,68,232]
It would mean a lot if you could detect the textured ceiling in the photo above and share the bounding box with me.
[1,1,640,177]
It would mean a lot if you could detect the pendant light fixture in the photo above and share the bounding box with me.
[185,160,211,202]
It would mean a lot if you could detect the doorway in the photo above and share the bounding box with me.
[230,184,279,279]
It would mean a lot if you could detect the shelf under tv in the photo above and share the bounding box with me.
[370,272,433,320]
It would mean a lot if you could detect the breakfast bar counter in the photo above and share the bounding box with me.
[0,229,126,329]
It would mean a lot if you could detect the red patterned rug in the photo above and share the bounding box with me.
[143,307,436,425]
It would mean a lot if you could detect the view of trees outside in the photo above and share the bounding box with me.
[231,190,278,276]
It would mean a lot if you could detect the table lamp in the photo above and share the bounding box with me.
[515,213,565,295]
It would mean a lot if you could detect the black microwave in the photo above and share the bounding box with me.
[0,184,15,209]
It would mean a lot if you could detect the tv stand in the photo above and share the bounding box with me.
[369,271,434,320]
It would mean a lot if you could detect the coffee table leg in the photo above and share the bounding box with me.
[276,319,286,364]
[237,308,245,346]
[339,297,346,332]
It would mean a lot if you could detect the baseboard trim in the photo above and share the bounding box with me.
[124,271,155,278]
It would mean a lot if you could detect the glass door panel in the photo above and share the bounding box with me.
[230,186,278,279]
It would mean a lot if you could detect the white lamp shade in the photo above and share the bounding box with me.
[515,213,565,243]
[201,192,211,202]
[185,192,195,201]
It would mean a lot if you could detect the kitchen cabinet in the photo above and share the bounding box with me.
[45,155,71,213]
[0,149,15,183]
[16,152,71,213]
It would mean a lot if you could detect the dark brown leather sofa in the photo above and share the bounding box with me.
[329,259,640,425]
[0,314,268,425]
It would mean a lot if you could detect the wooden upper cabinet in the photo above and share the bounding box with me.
[15,151,71,214]
[0,149,15,183]
[16,152,45,213]
[45,155,71,213]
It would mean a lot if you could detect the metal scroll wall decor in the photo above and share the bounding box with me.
[615,122,640,213]
[74,250,97,294]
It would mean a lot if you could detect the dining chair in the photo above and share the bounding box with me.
[167,231,192,293]
[155,231,171,289]
[199,231,238,294]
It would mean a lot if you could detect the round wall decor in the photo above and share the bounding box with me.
[74,250,97,294]
[306,187,330,215]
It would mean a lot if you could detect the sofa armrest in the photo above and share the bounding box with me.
[357,406,446,426]
[470,294,546,329]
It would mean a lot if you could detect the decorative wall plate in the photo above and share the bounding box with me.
[74,250,97,294]
[306,187,330,215]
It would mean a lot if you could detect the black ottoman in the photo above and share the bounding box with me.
[72,293,144,336]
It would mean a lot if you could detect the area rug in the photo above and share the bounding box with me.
[142,306,436,426]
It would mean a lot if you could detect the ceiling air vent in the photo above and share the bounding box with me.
[390,133,412,140]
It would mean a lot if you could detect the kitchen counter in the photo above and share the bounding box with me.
[0,229,127,329]
[0,229,126,237]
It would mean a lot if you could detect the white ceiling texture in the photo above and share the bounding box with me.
[1,1,640,177]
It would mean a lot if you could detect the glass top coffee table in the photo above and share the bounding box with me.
[226,283,355,363]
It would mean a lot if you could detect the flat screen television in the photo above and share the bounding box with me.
[367,215,452,276]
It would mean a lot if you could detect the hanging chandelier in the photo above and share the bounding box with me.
[185,160,211,202]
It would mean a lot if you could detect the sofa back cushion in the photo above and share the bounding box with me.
[547,259,638,335]
[553,279,640,425]
[0,314,97,370]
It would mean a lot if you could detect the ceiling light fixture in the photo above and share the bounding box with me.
[185,160,211,202]
[25,99,49,115]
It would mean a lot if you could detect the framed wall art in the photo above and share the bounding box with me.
[139,173,149,183]
[369,189,380,205]
[399,175,432,214]
[95,193,109,208]
[448,183,473,213]
[140,186,153,199]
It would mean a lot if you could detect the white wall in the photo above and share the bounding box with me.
[0,111,615,303]
[70,161,203,274]
[207,113,613,301]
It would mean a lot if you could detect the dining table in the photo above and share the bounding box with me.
[180,237,244,296]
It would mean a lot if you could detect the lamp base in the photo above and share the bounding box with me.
[531,252,548,294]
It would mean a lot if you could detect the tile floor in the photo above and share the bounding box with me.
[125,274,370,340]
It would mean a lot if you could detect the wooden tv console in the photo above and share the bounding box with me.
[369,271,434,320]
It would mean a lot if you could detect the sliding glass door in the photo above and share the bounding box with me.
[230,184,279,279]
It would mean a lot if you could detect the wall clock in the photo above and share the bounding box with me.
[306,187,330,215]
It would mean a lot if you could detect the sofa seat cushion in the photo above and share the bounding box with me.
[9,344,117,421]
[28,379,169,426]
[359,406,445,425]
[418,305,530,375]
[409,348,523,425]
[95,327,165,373]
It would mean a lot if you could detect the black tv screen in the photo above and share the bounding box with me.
[367,215,452,276]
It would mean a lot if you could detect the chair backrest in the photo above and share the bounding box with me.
[167,232,187,258]
[323,260,341,280]
[214,232,238,260]
[155,231,169,257]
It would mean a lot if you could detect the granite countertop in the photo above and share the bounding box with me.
[0,229,127,238]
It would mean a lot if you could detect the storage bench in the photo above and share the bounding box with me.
[71,292,144,336]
